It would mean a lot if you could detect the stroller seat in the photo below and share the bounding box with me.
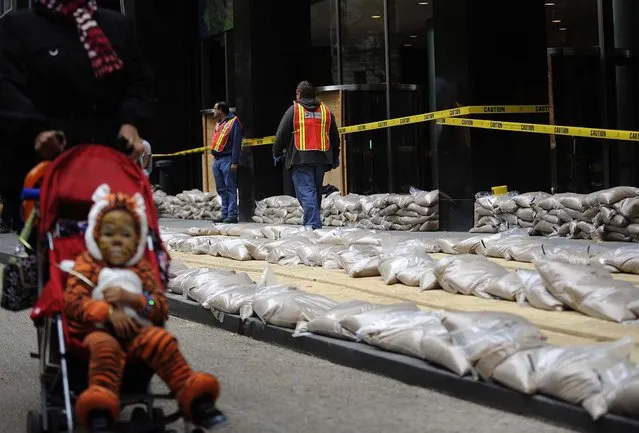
[21,145,224,433]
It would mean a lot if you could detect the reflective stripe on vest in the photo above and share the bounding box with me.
[211,117,238,152]
[293,102,331,152]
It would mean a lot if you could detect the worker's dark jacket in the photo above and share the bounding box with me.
[272,98,340,170]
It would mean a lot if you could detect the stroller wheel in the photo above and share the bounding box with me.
[26,411,43,433]
[151,408,166,433]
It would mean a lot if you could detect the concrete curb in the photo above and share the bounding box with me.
[167,294,639,433]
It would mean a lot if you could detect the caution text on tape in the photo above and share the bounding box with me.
[438,117,639,141]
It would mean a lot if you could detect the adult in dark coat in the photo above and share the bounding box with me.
[0,0,156,231]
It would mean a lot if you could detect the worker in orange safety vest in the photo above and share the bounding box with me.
[211,101,243,223]
[272,81,340,229]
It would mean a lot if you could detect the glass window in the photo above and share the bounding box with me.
[310,0,339,86]
[545,0,599,49]
[387,0,433,192]
[340,0,386,84]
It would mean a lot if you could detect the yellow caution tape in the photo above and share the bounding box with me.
[153,104,549,157]
[438,117,639,141]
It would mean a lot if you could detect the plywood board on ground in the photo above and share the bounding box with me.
[171,251,639,361]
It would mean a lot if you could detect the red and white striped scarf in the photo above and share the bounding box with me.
[38,0,124,78]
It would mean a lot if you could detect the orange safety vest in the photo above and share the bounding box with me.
[293,101,331,152]
[211,116,238,152]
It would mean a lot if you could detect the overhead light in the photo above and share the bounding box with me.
[559,27,567,31]
[404,44,413,47]
[410,35,418,38]
[552,19,561,23]
[545,2,555,5]
[371,15,381,19]
[418,2,428,5]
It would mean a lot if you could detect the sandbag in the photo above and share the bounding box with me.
[534,337,636,420]
[214,238,253,261]
[378,254,432,285]
[339,302,422,336]
[535,260,639,322]
[484,271,523,301]
[295,300,378,340]
[168,259,188,279]
[594,245,639,274]
[337,246,381,278]
[515,269,563,311]
[185,269,254,305]
[491,346,556,394]
[355,310,472,376]
[251,290,337,328]
[167,267,212,295]
[441,311,547,380]
[434,255,509,299]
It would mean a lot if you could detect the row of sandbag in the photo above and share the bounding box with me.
[163,223,639,275]
[252,188,439,232]
[473,186,639,242]
[161,226,639,323]
[166,262,639,421]
[153,189,222,220]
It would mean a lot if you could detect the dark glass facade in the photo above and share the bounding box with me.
[10,0,639,229]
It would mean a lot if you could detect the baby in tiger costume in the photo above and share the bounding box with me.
[64,184,221,432]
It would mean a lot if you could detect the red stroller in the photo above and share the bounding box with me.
[22,144,224,433]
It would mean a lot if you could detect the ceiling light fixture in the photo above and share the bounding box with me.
[371,15,381,19]
[418,2,428,5]
[404,44,413,47]
[410,35,417,38]
[552,19,561,23]
[545,2,555,5]
[559,27,567,31]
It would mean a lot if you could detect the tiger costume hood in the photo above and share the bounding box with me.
[85,183,149,267]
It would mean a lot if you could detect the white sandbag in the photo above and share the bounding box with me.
[491,346,555,394]
[251,290,337,328]
[206,266,298,316]
[295,300,378,340]
[261,225,312,240]
[515,269,563,311]
[484,271,523,301]
[338,302,421,335]
[534,337,636,420]
[506,240,547,263]
[184,227,220,236]
[167,267,211,295]
[378,254,433,285]
[409,187,439,207]
[239,227,267,239]
[437,238,463,255]
[398,259,436,288]
[168,259,188,279]
[441,311,547,380]
[355,310,472,376]
[265,238,309,266]
[611,373,639,417]
[535,260,639,322]
[337,246,381,278]
[434,255,509,299]
[185,269,253,305]
[594,245,639,274]
[214,238,253,261]
[177,236,220,255]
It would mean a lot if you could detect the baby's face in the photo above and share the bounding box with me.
[97,209,139,266]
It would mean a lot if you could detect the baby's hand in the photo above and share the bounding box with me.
[103,287,125,303]
[104,287,143,309]
[109,308,140,340]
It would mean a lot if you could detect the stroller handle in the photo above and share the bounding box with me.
[21,188,41,201]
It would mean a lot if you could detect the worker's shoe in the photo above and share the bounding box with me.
[223,217,238,224]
